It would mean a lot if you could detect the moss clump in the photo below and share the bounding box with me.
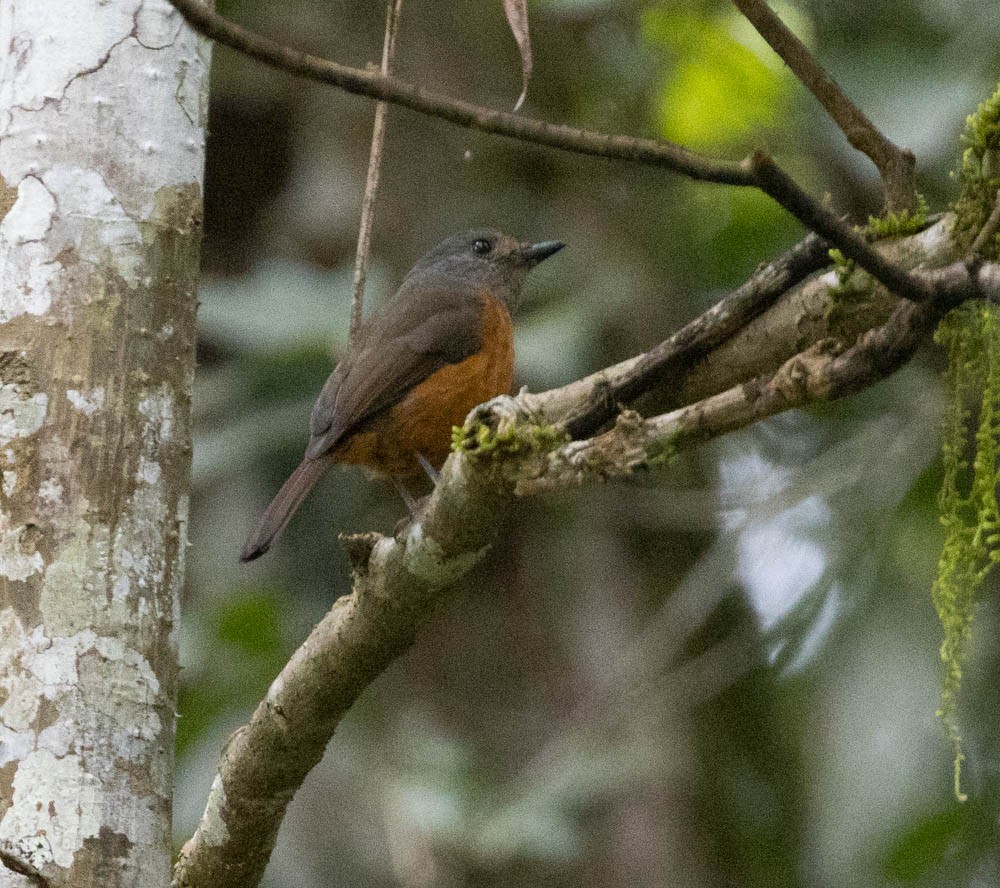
[826,247,857,295]
[827,248,851,276]
[452,417,567,463]
[952,84,1000,257]
[867,193,930,239]
[646,435,680,469]
[823,248,884,341]
[932,304,1000,801]
[824,193,930,334]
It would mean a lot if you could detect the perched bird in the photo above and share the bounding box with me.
[240,228,564,561]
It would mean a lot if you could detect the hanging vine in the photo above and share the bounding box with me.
[932,83,1000,800]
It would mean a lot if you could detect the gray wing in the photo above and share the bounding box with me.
[305,278,485,460]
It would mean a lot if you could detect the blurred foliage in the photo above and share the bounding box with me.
[177,589,288,757]
[179,0,1000,885]
[883,800,994,884]
[642,4,800,152]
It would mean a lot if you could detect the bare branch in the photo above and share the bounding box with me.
[544,231,831,439]
[173,446,514,888]
[166,2,935,307]
[166,0,749,186]
[350,0,405,344]
[531,215,963,439]
[520,298,932,495]
[923,255,1000,307]
[731,0,916,211]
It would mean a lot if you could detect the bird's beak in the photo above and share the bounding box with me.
[519,240,565,266]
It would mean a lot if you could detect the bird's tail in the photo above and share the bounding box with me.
[240,458,329,562]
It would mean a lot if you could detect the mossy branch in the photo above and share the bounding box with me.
[175,282,934,888]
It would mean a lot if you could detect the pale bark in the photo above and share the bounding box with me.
[0,2,209,886]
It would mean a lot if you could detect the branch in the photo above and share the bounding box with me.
[748,152,933,300]
[732,0,916,211]
[166,0,748,186]
[543,231,831,439]
[923,255,1000,307]
[518,300,934,495]
[529,216,957,438]
[166,4,999,873]
[174,211,998,888]
[174,443,516,888]
[172,308,928,888]
[168,1,934,307]
[349,0,404,344]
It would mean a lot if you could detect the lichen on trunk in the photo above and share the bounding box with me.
[0,2,209,885]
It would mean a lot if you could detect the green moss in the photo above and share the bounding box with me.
[826,194,929,312]
[932,304,1000,801]
[826,248,855,290]
[823,248,876,339]
[867,193,929,239]
[646,435,680,469]
[451,417,567,463]
[952,84,1000,257]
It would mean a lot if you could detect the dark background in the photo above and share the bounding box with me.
[178,1,1000,885]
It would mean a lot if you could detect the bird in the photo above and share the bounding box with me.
[240,228,565,561]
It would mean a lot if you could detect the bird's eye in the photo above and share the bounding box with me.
[472,239,492,255]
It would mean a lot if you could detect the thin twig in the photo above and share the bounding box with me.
[349,0,404,344]
[970,188,1000,257]
[731,0,916,212]
[748,152,933,300]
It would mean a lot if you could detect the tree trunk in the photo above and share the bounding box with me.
[0,1,208,885]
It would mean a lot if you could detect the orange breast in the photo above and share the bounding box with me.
[333,293,514,476]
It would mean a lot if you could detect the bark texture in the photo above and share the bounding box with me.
[0,2,209,886]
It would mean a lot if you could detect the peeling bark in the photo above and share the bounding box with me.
[0,2,209,886]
